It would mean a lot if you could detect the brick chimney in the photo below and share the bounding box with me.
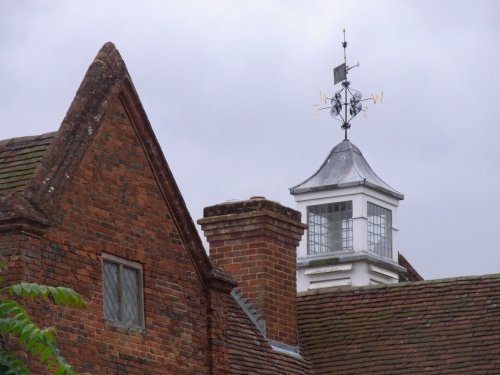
[198,197,306,348]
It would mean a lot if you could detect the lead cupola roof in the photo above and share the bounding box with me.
[290,139,403,200]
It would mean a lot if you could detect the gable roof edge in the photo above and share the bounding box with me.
[119,78,216,287]
[22,42,219,290]
[25,42,125,212]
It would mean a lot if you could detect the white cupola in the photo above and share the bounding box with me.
[290,139,405,291]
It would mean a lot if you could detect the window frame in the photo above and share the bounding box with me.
[102,253,145,329]
[367,202,393,258]
[307,201,353,255]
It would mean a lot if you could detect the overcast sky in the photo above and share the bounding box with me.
[1,1,499,280]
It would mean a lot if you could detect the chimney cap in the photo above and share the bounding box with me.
[249,196,266,201]
[202,197,301,221]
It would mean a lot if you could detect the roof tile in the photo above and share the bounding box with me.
[298,275,500,374]
[227,294,314,374]
[0,132,55,197]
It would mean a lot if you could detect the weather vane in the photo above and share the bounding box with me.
[315,29,373,141]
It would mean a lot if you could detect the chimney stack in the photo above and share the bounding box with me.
[198,197,305,348]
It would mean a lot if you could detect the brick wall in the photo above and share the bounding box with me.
[2,96,215,374]
[206,284,233,375]
[199,197,306,348]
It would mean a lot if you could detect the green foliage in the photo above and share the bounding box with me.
[0,259,87,374]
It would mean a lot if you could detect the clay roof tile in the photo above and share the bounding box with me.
[298,274,500,374]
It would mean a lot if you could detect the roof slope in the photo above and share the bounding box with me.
[0,42,224,287]
[290,139,403,199]
[227,295,314,374]
[398,252,424,282]
[0,132,55,197]
[298,274,500,375]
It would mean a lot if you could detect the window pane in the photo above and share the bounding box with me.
[307,201,353,254]
[122,266,140,325]
[367,202,392,258]
[103,261,119,321]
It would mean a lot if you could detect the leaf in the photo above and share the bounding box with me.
[47,357,58,370]
[11,284,22,297]
[31,342,45,356]
[0,272,87,374]
[6,283,86,309]
[20,322,36,342]
[0,348,30,375]
[0,299,24,316]
[55,364,67,375]
[41,327,57,343]
[0,258,6,284]
[25,328,40,350]
[39,346,53,363]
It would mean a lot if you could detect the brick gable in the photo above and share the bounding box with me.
[0,42,314,375]
[5,93,212,374]
[0,42,234,374]
[37,95,210,373]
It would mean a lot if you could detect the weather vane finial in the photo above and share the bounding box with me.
[318,29,370,141]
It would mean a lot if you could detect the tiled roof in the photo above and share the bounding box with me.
[0,132,55,197]
[227,295,314,374]
[298,274,500,375]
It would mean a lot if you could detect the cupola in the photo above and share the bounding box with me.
[291,139,405,290]
[292,31,408,290]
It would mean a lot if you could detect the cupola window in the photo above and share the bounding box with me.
[367,202,392,258]
[307,201,353,254]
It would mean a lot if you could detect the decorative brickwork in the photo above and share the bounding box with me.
[199,197,306,348]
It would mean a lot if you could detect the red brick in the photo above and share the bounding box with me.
[199,198,306,348]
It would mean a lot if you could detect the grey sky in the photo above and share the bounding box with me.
[1,1,499,279]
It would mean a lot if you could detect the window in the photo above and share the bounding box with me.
[307,201,353,254]
[102,253,144,328]
[367,202,392,258]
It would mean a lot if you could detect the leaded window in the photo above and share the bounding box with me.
[307,201,353,254]
[367,202,392,258]
[103,254,144,328]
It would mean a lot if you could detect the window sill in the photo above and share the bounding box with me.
[104,319,145,334]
